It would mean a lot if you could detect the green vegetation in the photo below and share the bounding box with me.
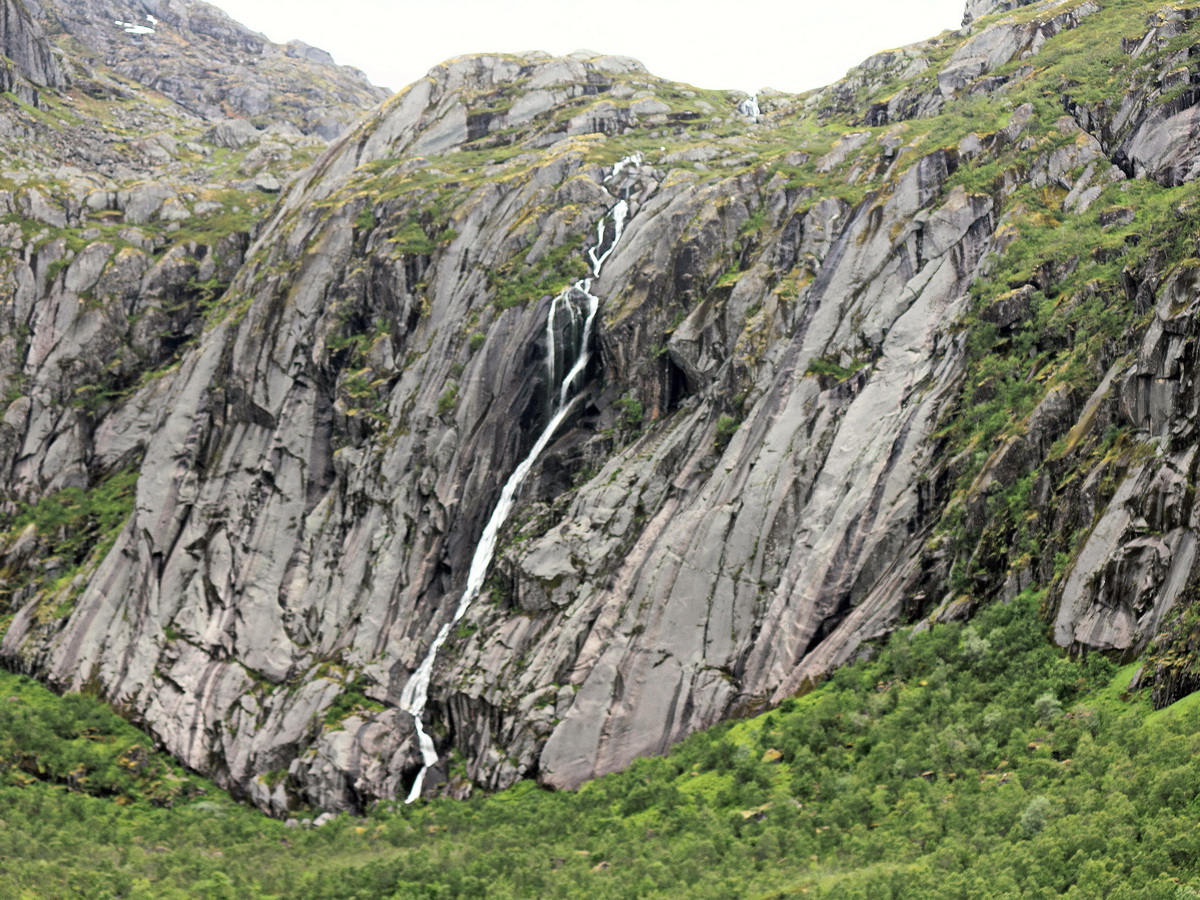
[0,467,137,608]
[326,316,394,426]
[322,677,387,727]
[2,467,137,559]
[356,205,378,232]
[715,413,741,448]
[437,382,460,416]
[489,236,589,311]
[615,395,644,429]
[388,218,454,256]
[170,191,266,249]
[805,356,869,381]
[0,671,205,807]
[3,594,1200,898]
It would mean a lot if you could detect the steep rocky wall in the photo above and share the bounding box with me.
[0,0,379,735]
[8,0,1200,815]
[1,49,1001,810]
[0,0,64,101]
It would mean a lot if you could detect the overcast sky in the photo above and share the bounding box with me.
[209,0,968,96]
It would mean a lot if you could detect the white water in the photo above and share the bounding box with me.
[401,154,640,803]
[738,94,761,120]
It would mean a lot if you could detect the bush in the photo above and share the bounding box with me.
[437,382,459,416]
[715,414,740,447]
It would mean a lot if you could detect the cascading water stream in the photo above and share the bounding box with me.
[400,155,640,803]
[737,93,761,120]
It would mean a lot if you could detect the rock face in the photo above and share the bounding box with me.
[7,0,1200,816]
[1053,264,1200,653]
[940,1,1100,97]
[0,0,65,100]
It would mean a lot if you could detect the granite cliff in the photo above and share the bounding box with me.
[3,0,1200,815]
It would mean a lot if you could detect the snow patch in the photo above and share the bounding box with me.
[114,20,156,35]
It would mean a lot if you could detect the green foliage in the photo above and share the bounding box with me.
[715,413,741,447]
[714,264,742,288]
[0,467,138,605]
[322,678,386,727]
[169,193,264,249]
[437,382,460,416]
[1034,692,1063,724]
[186,274,230,315]
[388,219,446,255]
[805,356,862,381]
[489,235,588,311]
[45,256,69,285]
[1018,795,1051,838]
[355,205,377,232]
[5,593,1200,899]
[738,206,767,238]
[615,395,644,429]
[342,370,377,402]
[0,671,204,806]
[326,315,394,427]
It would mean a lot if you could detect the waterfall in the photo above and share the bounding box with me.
[738,94,761,120]
[400,154,640,803]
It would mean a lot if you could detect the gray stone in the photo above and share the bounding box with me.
[203,119,262,149]
[941,3,1099,96]
[121,182,176,225]
[631,98,671,116]
[31,0,387,139]
[254,173,282,193]
[962,0,1038,26]
[0,0,65,90]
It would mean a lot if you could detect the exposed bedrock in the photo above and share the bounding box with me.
[12,0,1200,813]
[0,48,1000,810]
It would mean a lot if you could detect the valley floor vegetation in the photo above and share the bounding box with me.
[2,592,1198,899]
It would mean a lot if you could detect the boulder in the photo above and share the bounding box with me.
[203,118,263,149]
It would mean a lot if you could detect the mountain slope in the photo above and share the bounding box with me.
[31,0,389,137]
[5,0,1200,818]
[0,0,387,774]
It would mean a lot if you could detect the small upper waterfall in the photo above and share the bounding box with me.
[399,154,641,803]
[737,93,761,120]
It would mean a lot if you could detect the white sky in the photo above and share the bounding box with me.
[208,0,968,96]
